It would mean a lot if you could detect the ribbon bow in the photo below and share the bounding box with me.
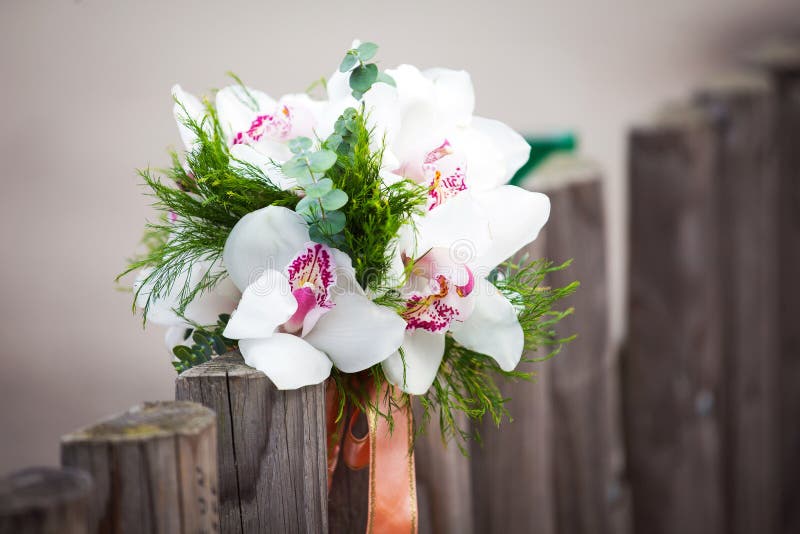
[326,379,418,534]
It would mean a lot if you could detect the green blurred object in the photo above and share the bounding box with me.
[509,132,577,186]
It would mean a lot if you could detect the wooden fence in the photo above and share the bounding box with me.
[0,40,797,534]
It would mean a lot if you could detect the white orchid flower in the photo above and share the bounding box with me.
[221,205,407,390]
[134,259,241,355]
[365,65,550,393]
[215,84,328,190]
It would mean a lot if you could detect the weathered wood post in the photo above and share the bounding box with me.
[412,408,473,534]
[61,401,218,534]
[0,467,92,534]
[624,104,724,534]
[175,352,328,534]
[695,73,780,534]
[533,156,630,534]
[749,39,800,534]
[470,155,624,534]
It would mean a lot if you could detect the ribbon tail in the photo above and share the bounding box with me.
[366,382,418,534]
[325,379,346,493]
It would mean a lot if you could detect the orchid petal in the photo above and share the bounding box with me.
[469,186,550,273]
[223,206,310,291]
[303,293,406,372]
[450,277,523,371]
[382,329,446,394]
[229,144,297,190]
[472,116,531,184]
[215,85,276,143]
[239,334,332,389]
[222,270,296,340]
[423,68,475,127]
[171,85,205,150]
[415,192,492,260]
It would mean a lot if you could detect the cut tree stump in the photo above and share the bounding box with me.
[61,401,218,534]
[0,466,92,534]
[695,73,780,534]
[624,104,724,534]
[175,352,327,534]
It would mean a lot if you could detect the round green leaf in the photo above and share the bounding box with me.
[295,196,322,217]
[320,189,348,210]
[305,178,333,198]
[288,137,312,154]
[356,42,379,62]
[316,210,346,234]
[308,150,338,172]
[349,63,378,93]
[326,133,343,150]
[282,157,312,181]
[376,71,396,88]
[339,52,359,73]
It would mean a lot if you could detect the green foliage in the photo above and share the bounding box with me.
[417,258,578,452]
[323,107,427,293]
[119,100,298,321]
[172,314,237,373]
[283,138,349,245]
[338,42,396,99]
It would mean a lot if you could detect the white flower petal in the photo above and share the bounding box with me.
[215,85,276,142]
[469,186,550,273]
[229,144,297,189]
[223,270,296,340]
[423,68,475,127]
[472,116,531,184]
[239,334,332,389]
[303,293,406,372]
[449,126,505,191]
[450,277,523,371]
[415,192,492,260]
[183,275,240,326]
[223,206,310,291]
[172,84,205,150]
[382,329,446,394]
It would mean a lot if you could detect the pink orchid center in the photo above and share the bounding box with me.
[422,140,468,211]
[402,248,475,333]
[282,242,337,336]
[232,104,294,145]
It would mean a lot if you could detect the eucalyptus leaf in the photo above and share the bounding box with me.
[295,195,322,217]
[305,178,334,198]
[173,345,193,361]
[356,42,379,61]
[316,210,346,234]
[288,137,312,154]
[308,150,338,172]
[320,189,348,210]
[282,157,312,181]
[308,224,326,244]
[339,52,359,73]
[376,71,396,87]
[349,63,378,93]
[351,90,364,100]
[327,133,343,150]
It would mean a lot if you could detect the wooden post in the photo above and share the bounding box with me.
[175,352,328,534]
[412,407,473,534]
[0,467,92,534]
[749,38,800,534]
[695,74,780,534]
[61,401,218,534]
[624,105,724,534]
[328,405,368,534]
[470,358,555,534]
[532,156,630,534]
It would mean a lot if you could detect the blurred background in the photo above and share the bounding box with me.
[1,1,799,533]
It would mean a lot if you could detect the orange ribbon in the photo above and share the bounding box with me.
[326,379,418,534]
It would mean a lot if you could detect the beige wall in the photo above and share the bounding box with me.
[1,0,797,474]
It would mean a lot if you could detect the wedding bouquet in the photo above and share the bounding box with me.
[121,41,575,445]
